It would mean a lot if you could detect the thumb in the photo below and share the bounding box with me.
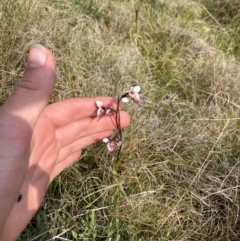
[0,45,55,231]
[3,44,56,130]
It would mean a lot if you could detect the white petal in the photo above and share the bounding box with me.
[96,100,104,108]
[117,141,122,147]
[133,86,140,93]
[106,108,112,114]
[97,108,104,116]
[103,138,109,143]
[107,143,115,152]
[134,93,140,101]
[121,97,129,103]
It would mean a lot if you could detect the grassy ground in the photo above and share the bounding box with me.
[1,0,240,240]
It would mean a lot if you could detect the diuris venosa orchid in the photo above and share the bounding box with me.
[121,86,141,104]
[95,100,115,120]
[94,86,141,172]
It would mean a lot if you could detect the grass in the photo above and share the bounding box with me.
[1,0,240,240]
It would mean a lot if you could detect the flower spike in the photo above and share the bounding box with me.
[94,85,142,172]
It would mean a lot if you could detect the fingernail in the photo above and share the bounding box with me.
[27,44,47,68]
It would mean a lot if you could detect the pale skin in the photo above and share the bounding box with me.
[0,44,130,240]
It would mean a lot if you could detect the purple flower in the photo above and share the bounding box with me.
[103,137,122,152]
[96,101,114,118]
[121,86,141,104]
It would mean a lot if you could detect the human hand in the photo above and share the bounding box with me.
[0,44,130,240]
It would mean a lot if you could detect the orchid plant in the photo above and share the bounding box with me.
[94,86,141,172]
[95,100,114,120]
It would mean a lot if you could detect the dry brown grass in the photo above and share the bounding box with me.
[1,0,240,240]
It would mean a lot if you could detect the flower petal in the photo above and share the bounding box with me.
[106,108,112,114]
[103,138,109,143]
[132,86,140,93]
[134,93,140,101]
[107,143,115,152]
[96,100,104,108]
[117,141,122,147]
[121,97,129,103]
[97,108,104,116]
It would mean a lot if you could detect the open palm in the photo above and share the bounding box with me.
[0,45,130,240]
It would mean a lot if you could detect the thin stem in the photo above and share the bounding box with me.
[116,96,122,140]
[114,144,122,173]
[113,96,123,173]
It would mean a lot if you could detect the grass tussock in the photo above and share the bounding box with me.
[1,0,240,240]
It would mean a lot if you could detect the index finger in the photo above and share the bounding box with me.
[43,97,120,128]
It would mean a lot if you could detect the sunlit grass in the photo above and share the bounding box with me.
[1,0,240,240]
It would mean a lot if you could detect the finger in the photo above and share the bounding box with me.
[57,130,113,163]
[2,44,55,132]
[43,97,121,128]
[0,44,55,233]
[50,130,113,181]
[49,150,82,182]
[56,111,130,148]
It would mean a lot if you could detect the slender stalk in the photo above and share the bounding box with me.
[113,96,123,173]
[116,96,122,139]
[113,144,122,174]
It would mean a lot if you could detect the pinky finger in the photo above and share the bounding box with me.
[49,150,81,182]
[49,130,113,182]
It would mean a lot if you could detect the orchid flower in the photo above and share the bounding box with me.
[103,137,122,152]
[121,86,141,104]
[96,101,114,118]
